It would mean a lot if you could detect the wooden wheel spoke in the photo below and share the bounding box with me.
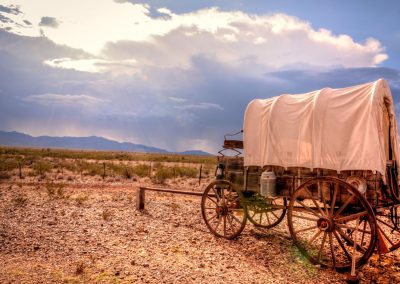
[335,211,367,223]
[229,208,244,212]
[329,233,336,267]
[214,216,223,232]
[295,225,318,234]
[206,214,217,222]
[333,230,352,261]
[271,210,280,220]
[317,232,328,262]
[265,211,271,225]
[336,224,371,234]
[223,215,227,236]
[360,219,367,248]
[333,194,354,218]
[206,196,218,205]
[226,214,235,231]
[330,183,339,215]
[336,226,366,253]
[296,200,321,218]
[211,187,221,203]
[319,181,329,215]
[307,229,322,246]
[377,217,400,233]
[305,187,326,217]
[229,213,242,224]
[292,214,319,222]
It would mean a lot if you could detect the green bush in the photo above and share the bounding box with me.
[153,167,174,184]
[33,160,53,176]
[132,164,150,177]
[172,166,197,178]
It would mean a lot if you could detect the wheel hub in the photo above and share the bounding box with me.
[216,205,228,216]
[317,218,334,232]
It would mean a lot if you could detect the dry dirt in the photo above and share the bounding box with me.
[1,176,400,283]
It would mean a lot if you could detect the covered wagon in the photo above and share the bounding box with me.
[201,78,400,272]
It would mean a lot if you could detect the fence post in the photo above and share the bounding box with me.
[136,188,145,210]
[19,162,22,179]
[103,162,106,180]
[198,165,202,185]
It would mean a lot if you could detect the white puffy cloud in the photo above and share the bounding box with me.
[1,1,388,74]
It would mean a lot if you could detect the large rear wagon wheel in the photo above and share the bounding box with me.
[246,195,287,229]
[287,177,377,271]
[201,180,247,239]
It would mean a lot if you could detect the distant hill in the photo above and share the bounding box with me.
[0,131,212,156]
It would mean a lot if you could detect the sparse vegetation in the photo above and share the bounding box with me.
[74,261,85,275]
[12,193,28,206]
[0,146,215,182]
[101,209,112,221]
[132,164,150,178]
[74,194,89,206]
[45,180,66,199]
[0,146,215,164]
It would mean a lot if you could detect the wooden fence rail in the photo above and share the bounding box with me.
[136,186,212,211]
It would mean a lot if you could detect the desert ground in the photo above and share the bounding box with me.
[1,149,400,283]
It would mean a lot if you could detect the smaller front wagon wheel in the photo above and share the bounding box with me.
[201,180,247,239]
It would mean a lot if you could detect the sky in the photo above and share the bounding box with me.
[0,0,399,153]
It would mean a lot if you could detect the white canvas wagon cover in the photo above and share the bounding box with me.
[243,78,400,177]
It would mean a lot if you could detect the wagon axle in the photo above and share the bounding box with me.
[317,218,334,232]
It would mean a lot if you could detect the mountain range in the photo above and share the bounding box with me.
[0,131,211,156]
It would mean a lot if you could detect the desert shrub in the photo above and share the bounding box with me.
[74,194,89,205]
[172,166,197,178]
[12,193,28,206]
[132,164,150,177]
[79,161,103,176]
[102,209,112,220]
[0,172,11,180]
[45,180,66,198]
[75,261,85,275]
[123,167,132,179]
[0,157,19,172]
[33,160,53,176]
[153,168,172,184]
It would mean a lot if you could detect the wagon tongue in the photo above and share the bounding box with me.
[377,229,390,254]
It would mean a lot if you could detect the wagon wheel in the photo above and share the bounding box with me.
[375,204,400,253]
[287,177,377,271]
[201,180,247,239]
[246,194,287,229]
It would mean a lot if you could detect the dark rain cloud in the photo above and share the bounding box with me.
[0,4,21,15]
[39,16,60,28]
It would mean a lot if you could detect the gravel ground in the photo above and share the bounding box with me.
[1,177,400,283]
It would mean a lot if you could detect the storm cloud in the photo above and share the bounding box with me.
[39,16,60,28]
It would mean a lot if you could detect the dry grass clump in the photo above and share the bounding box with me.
[101,209,112,221]
[45,180,67,199]
[12,193,28,206]
[33,160,53,176]
[74,194,89,206]
[132,164,150,178]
